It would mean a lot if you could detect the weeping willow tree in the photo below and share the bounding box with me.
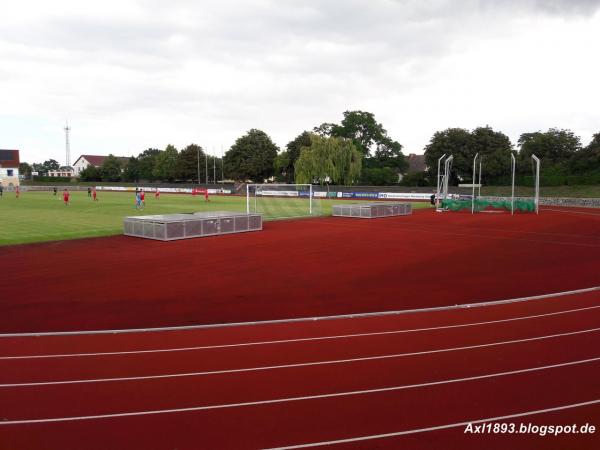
[294,134,362,185]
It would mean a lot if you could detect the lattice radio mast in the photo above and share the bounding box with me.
[64,122,71,166]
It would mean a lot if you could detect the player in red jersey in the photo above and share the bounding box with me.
[92,188,98,202]
[15,186,20,198]
[204,189,209,202]
[140,189,146,206]
[63,189,70,206]
[155,188,160,199]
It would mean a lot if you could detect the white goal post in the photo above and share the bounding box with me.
[246,183,314,217]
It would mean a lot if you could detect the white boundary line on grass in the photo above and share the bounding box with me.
[2,304,599,360]
[264,398,600,449]
[1,286,598,338]
[1,326,599,387]
[0,357,599,424]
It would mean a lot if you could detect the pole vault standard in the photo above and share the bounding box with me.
[511,153,516,215]
[532,154,540,215]
[471,153,479,214]
[436,154,446,210]
[436,154,453,212]
[443,156,453,199]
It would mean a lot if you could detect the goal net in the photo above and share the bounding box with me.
[246,184,322,219]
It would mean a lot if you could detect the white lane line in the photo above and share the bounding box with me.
[1,286,598,337]
[1,357,599,425]
[3,304,600,361]
[541,207,600,217]
[2,327,599,388]
[263,398,600,449]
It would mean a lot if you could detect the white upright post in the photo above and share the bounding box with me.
[511,153,516,215]
[471,153,478,214]
[443,155,453,199]
[436,154,446,210]
[246,184,250,213]
[309,185,313,215]
[478,158,482,198]
[532,155,540,215]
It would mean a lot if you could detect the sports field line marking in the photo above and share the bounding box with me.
[3,304,599,360]
[1,356,598,425]
[541,207,600,217]
[1,286,598,338]
[2,327,599,388]
[263,398,600,449]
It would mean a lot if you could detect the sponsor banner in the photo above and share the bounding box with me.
[95,186,231,194]
[258,190,299,197]
[96,186,131,191]
[337,191,380,199]
[378,192,432,200]
[313,191,328,198]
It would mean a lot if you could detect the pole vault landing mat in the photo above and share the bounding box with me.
[332,202,412,218]
[124,211,263,241]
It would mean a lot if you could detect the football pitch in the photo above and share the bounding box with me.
[0,190,431,245]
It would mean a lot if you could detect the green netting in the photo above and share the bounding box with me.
[441,198,536,213]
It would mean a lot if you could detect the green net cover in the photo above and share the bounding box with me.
[441,198,536,213]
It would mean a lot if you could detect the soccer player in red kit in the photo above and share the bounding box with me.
[140,189,145,207]
[63,189,70,206]
[92,188,98,202]
[204,189,209,202]
[155,188,160,199]
[15,186,20,198]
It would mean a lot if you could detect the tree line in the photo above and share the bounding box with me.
[20,110,600,186]
[420,127,600,187]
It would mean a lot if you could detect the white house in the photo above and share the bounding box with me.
[0,149,20,188]
[72,154,129,176]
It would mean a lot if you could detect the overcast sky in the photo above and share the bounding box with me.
[1,0,599,164]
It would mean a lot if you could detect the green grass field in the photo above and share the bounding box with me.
[0,191,431,246]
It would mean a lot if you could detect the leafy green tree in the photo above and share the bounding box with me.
[42,159,60,172]
[273,151,291,182]
[137,148,161,181]
[100,154,123,181]
[19,162,32,177]
[32,163,45,174]
[518,128,581,171]
[399,171,430,187]
[569,132,600,173]
[79,165,102,181]
[153,145,179,182]
[274,131,312,182]
[177,144,206,182]
[286,132,312,177]
[360,167,398,185]
[423,128,473,183]
[295,134,362,185]
[314,110,407,175]
[470,126,514,179]
[224,129,279,181]
[122,157,140,182]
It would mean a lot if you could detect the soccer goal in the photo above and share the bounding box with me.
[246,184,321,219]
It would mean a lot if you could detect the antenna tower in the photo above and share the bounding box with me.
[64,122,71,166]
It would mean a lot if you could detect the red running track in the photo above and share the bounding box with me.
[0,289,599,449]
[1,208,599,333]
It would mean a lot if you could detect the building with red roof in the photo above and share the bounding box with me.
[72,154,129,177]
[0,149,20,187]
